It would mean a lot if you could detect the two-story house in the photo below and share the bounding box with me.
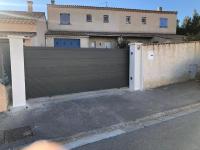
[0,1,47,46]
[46,3,183,48]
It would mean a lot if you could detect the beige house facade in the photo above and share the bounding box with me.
[0,1,47,46]
[0,2,182,48]
[46,4,183,48]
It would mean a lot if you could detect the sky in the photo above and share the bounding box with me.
[0,0,199,23]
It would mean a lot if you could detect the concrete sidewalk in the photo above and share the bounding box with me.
[0,81,200,149]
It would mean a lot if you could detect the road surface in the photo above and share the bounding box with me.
[75,110,200,150]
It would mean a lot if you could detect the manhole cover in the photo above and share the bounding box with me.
[4,126,34,144]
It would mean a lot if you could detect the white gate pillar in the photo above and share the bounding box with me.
[129,43,143,91]
[8,35,26,107]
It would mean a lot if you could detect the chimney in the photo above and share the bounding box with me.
[157,7,163,11]
[27,0,33,12]
[51,0,55,5]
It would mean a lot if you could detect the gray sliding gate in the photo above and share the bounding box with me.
[24,47,129,99]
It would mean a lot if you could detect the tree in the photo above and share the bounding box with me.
[177,10,200,41]
[117,36,129,49]
[191,10,200,35]
[177,19,185,35]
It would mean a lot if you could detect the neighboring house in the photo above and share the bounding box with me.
[46,3,183,48]
[0,1,47,46]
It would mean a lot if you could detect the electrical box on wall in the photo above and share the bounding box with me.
[148,50,155,60]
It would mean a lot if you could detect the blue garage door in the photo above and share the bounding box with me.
[54,38,80,48]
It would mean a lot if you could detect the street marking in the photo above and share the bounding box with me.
[64,129,125,149]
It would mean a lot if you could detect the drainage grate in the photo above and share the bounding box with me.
[4,126,34,144]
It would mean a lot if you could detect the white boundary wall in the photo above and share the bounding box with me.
[142,41,200,89]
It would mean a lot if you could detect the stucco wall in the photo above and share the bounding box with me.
[32,16,47,46]
[0,22,36,32]
[0,17,47,47]
[48,5,177,34]
[142,41,200,89]
[46,37,54,47]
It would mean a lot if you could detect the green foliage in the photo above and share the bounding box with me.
[177,10,200,41]
[117,36,129,49]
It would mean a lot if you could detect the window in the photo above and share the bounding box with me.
[104,15,109,23]
[86,14,92,22]
[126,16,131,24]
[142,17,147,24]
[60,13,70,25]
[160,18,168,28]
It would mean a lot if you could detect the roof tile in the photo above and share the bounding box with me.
[48,4,177,14]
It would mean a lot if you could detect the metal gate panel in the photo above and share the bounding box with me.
[24,47,129,99]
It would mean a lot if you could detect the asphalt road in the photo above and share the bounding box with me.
[75,110,200,150]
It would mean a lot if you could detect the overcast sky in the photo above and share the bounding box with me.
[0,0,199,22]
